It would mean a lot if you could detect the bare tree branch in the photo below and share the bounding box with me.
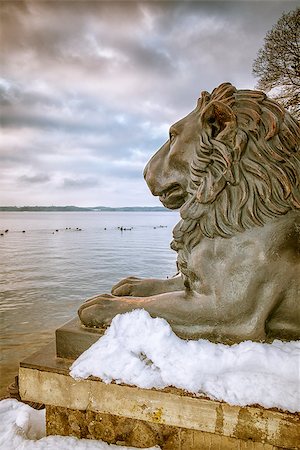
[252,8,300,119]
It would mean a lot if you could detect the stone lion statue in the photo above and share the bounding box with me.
[79,83,300,343]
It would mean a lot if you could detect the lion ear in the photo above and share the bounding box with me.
[200,100,236,141]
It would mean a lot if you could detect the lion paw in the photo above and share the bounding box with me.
[111,277,154,297]
[78,294,125,328]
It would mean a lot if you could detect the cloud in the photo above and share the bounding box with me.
[0,0,298,206]
[19,174,51,184]
[62,176,99,189]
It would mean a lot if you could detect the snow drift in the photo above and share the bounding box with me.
[70,309,300,413]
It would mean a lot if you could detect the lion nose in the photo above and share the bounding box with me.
[144,154,164,196]
[144,141,169,193]
[144,162,159,195]
[143,162,149,180]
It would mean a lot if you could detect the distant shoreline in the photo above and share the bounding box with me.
[0,206,170,212]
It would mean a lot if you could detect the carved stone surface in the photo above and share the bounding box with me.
[79,83,300,343]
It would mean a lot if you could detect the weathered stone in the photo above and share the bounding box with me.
[46,406,288,449]
[18,345,300,449]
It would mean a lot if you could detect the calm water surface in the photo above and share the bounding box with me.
[0,211,179,394]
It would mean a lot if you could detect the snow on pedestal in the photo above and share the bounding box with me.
[70,309,300,413]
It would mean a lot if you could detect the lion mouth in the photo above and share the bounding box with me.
[159,183,186,209]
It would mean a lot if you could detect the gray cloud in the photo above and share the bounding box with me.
[62,176,99,189]
[19,174,51,184]
[0,0,298,206]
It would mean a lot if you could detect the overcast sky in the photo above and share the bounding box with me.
[0,0,298,207]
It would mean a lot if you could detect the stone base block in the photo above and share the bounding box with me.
[18,342,300,449]
[46,405,287,450]
[55,317,104,359]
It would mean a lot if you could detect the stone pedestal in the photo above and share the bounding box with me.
[18,321,300,449]
[55,317,104,358]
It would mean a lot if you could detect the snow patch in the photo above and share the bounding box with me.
[70,309,300,413]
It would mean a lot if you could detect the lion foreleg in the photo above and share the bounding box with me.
[111,273,184,297]
[78,289,267,342]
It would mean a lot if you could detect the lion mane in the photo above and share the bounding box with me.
[171,83,300,275]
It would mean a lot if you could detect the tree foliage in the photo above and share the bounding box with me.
[253,8,300,119]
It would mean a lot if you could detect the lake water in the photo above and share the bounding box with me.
[0,211,179,395]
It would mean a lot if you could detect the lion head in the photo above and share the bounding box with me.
[144,83,300,255]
